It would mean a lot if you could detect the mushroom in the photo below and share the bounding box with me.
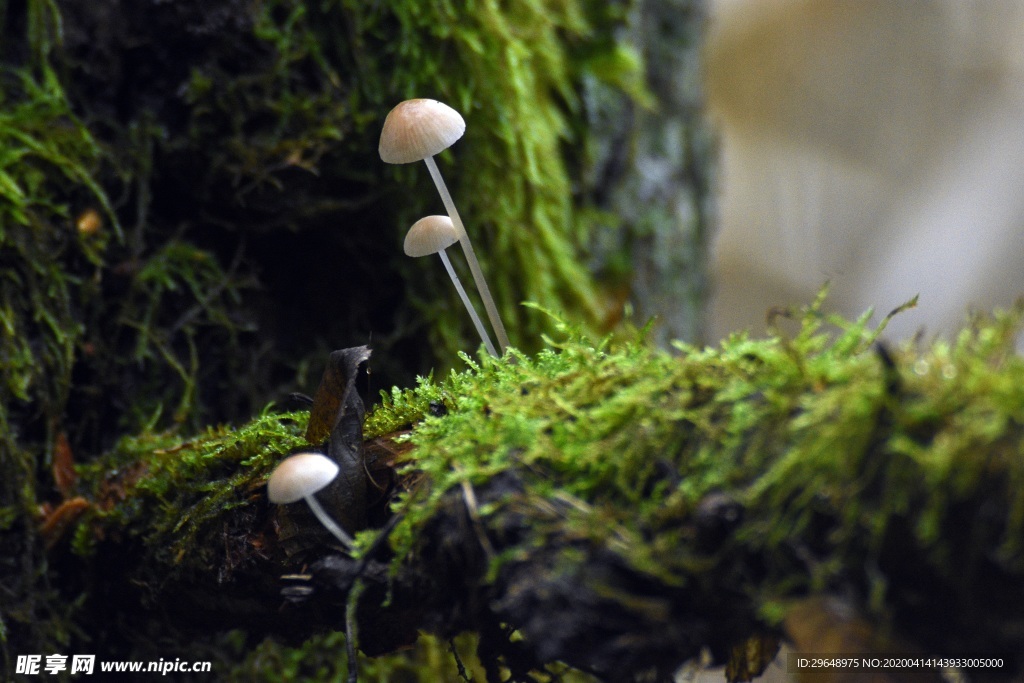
[267,452,353,548]
[379,98,511,354]
[405,215,498,358]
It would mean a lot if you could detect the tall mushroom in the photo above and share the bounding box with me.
[379,98,511,354]
[267,452,353,548]
[405,215,498,358]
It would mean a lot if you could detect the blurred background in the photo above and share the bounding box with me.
[704,0,1024,349]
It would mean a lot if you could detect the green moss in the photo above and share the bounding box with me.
[79,409,308,567]
[57,0,634,381]
[271,0,618,356]
[370,295,1024,633]
[3,3,652,671]
[2,0,646,458]
[54,296,1024,676]
[0,55,118,661]
[0,64,109,447]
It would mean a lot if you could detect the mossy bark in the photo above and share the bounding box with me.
[2,1,687,675]
[21,300,1024,682]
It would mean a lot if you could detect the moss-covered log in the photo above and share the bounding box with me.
[21,298,1024,681]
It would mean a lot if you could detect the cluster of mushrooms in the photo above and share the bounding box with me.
[383,98,510,358]
[266,99,507,549]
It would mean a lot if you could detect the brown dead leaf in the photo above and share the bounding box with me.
[41,497,91,550]
[52,432,77,498]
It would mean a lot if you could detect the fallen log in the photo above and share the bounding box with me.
[49,298,1024,681]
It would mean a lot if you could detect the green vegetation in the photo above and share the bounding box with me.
[50,295,1024,679]
[0,64,107,459]
[1,0,647,537]
[1,0,649,670]
[74,409,308,564]
[377,295,1024,626]
[1,0,647,455]
[11,0,1019,679]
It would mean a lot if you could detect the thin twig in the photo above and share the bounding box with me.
[460,479,497,560]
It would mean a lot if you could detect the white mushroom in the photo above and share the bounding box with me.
[267,452,353,548]
[405,215,498,358]
[379,98,511,354]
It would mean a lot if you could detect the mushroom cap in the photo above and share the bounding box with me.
[267,452,339,504]
[404,215,459,257]
[379,99,466,164]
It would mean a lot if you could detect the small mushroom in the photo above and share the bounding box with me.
[379,98,511,354]
[405,215,498,358]
[267,452,354,548]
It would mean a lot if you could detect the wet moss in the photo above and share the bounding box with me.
[22,296,1018,679]
[369,296,1024,671]
[77,409,308,566]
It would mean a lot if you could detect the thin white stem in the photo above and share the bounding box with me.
[438,249,498,357]
[304,494,354,548]
[423,155,511,354]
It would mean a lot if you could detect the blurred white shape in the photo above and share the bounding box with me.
[703,0,1024,345]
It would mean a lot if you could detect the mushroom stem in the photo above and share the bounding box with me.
[423,155,511,354]
[437,249,498,357]
[303,494,354,548]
